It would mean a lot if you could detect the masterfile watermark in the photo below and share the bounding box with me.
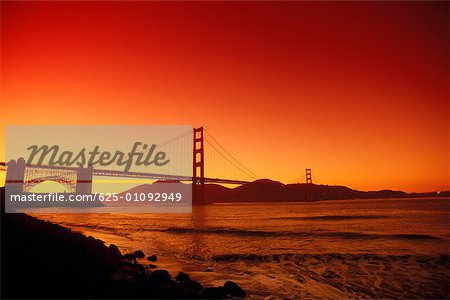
[5,126,192,213]
[26,142,170,172]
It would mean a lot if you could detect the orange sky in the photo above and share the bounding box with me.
[1,2,448,192]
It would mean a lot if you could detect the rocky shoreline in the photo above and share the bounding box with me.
[1,213,246,299]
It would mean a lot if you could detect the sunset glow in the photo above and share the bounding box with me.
[1,1,448,192]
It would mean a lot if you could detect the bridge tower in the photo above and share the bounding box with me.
[76,165,93,194]
[306,168,312,184]
[306,168,313,200]
[193,127,205,204]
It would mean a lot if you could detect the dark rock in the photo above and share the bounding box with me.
[0,197,232,300]
[147,254,158,262]
[151,269,172,283]
[148,263,158,269]
[134,264,145,272]
[133,250,145,258]
[183,280,203,294]
[200,286,227,299]
[205,266,214,272]
[123,261,135,267]
[176,271,191,282]
[103,244,123,269]
[224,280,246,298]
[123,253,137,261]
[108,244,122,257]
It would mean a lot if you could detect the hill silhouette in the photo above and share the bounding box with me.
[123,179,448,203]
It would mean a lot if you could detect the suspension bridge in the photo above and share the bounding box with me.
[0,127,261,204]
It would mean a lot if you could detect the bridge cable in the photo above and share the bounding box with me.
[203,128,261,179]
[204,136,257,180]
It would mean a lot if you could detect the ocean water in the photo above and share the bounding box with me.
[34,197,450,298]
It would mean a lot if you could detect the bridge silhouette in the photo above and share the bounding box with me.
[0,127,259,204]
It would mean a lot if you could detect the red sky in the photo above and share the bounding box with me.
[1,1,448,192]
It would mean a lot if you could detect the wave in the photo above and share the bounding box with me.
[211,253,450,263]
[159,227,441,241]
[53,221,443,242]
[59,222,117,232]
[270,215,389,221]
[55,222,133,239]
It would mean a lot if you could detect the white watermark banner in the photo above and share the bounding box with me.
[5,125,192,213]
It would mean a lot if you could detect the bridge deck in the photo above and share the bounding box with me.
[0,163,251,185]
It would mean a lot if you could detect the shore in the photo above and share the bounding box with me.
[1,213,246,299]
[2,194,450,299]
[209,253,450,299]
[14,215,448,299]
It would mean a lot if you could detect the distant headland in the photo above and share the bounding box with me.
[122,179,449,203]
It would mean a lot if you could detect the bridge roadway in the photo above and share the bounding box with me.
[0,162,250,185]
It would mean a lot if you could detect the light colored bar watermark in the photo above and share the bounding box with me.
[5,125,192,213]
